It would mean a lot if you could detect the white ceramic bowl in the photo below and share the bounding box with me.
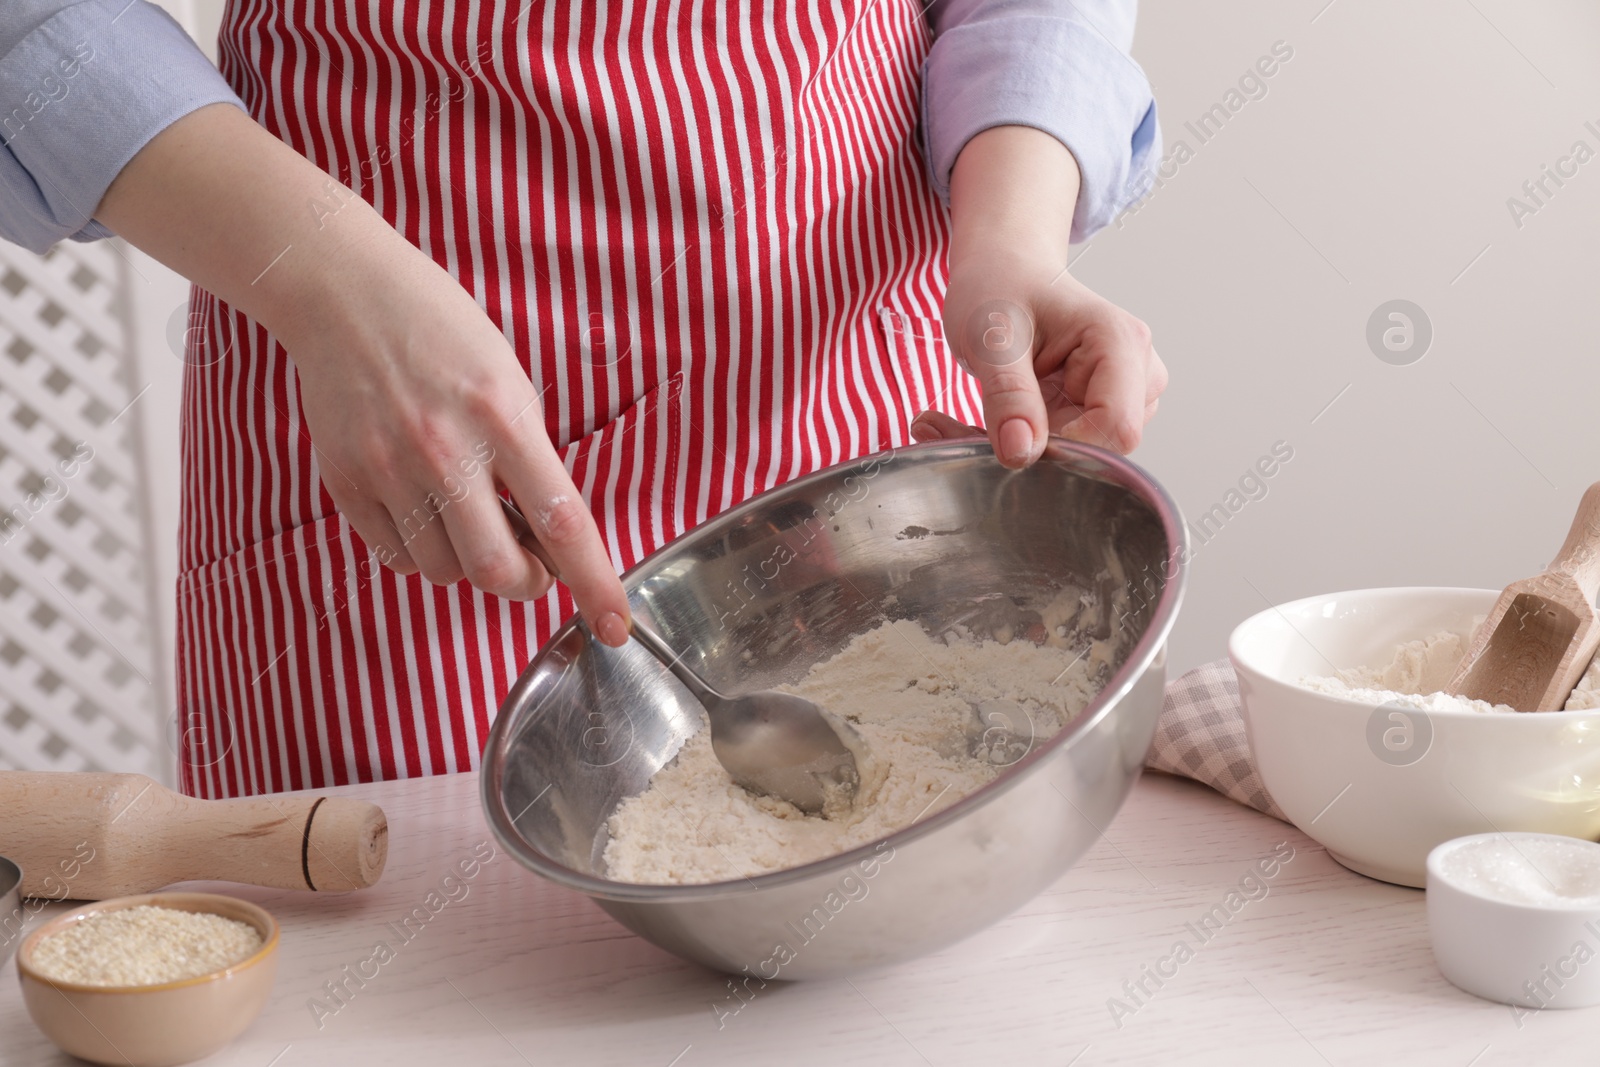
[1428,832,1600,1008]
[1230,587,1600,888]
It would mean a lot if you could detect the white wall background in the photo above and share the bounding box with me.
[1110,0,1600,673]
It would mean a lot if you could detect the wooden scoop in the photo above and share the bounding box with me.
[0,772,387,900]
[1447,482,1600,712]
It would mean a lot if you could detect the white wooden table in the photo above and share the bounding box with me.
[2,770,1591,1066]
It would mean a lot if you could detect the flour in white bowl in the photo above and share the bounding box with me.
[602,615,1113,885]
[1567,657,1600,710]
[1297,623,1600,713]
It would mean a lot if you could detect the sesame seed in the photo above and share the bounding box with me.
[30,905,263,986]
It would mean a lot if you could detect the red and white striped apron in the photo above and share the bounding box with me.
[177,0,983,798]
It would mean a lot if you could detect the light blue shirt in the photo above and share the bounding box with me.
[0,0,1158,254]
[925,0,1160,242]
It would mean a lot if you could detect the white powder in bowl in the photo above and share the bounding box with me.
[1440,836,1600,907]
[1333,629,1471,694]
[30,905,264,987]
[1298,622,1600,713]
[1298,625,1515,713]
[602,617,1108,885]
[1567,657,1600,711]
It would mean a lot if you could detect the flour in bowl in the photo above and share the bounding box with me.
[1298,628,1513,713]
[1567,657,1600,710]
[602,616,1112,884]
[1298,625,1600,713]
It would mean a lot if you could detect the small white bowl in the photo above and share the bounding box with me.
[1428,833,1600,1008]
[1230,587,1600,887]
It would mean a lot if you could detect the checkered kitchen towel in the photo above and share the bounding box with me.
[1145,660,1287,822]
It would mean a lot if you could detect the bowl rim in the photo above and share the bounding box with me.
[481,436,1189,900]
[16,892,280,994]
[1228,584,1600,719]
[1427,831,1600,912]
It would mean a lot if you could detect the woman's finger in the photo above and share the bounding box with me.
[909,409,984,441]
[1056,340,1150,454]
[955,300,1049,468]
[1034,370,1082,433]
[328,490,419,575]
[496,433,632,646]
[384,489,465,586]
[436,479,553,601]
[1146,346,1169,404]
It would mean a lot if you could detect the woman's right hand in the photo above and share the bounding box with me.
[283,226,633,647]
[96,104,632,646]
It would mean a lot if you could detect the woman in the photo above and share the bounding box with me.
[0,0,1164,797]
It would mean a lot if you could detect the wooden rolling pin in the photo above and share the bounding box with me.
[0,772,388,900]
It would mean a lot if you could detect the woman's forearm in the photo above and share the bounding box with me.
[91,100,635,641]
[94,102,403,353]
[947,125,1082,272]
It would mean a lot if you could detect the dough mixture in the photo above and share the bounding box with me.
[603,615,1115,884]
[1298,625,1600,713]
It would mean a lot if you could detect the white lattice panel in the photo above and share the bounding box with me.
[0,240,164,777]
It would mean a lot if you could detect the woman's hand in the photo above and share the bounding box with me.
[96,104,632,645]
[918,127,1166,464]
[284,232,633,646]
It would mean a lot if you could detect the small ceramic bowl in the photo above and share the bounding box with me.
[1231,587,1600,888]
[16,892,279,1067]
[1428,833,1600,1008]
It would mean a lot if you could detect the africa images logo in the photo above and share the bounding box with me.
[1365,701,1433,767]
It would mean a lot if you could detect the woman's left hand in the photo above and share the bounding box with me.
[917,126,1167,466]
[917,251,1167,463]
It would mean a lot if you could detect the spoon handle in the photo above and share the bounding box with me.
[627,617,726,706]
[499,496,562,578]
[500,497,720,702]
[1550,481,1600,601]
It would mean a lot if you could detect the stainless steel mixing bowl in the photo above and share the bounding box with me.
[1,856,21,967]
[482,438,1186,978]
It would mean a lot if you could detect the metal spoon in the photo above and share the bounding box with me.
[627,619,862,813]
[498,497,862,813]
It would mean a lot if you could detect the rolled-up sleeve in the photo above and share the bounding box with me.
[923,0,1160,241]
[0,0,244,253]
